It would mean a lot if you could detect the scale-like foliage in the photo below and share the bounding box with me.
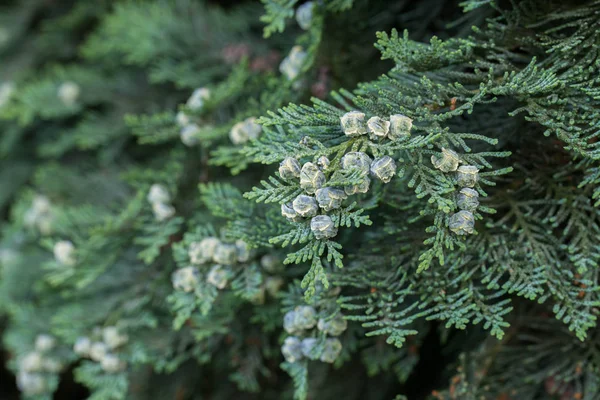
[1,0,600,399]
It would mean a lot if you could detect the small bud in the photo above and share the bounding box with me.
[54,240,76,267]
[171,266,200,292]
[279,157,301,180]
[188,237,221,265]
[280,46,307,81]
[281,202,300,221]
[300,338,319,359]
[57,81,80,106]
[310,215,338,240]
[370,156,397,183]
[35,334,56,353]
[25,196,53,233]
[340,111,367,137]
[102,326,128,350]
[235,239,251,263]
[180,123,201,146]
[300,162,325,194]
[31,195,51,215]
[317,155,330,170]
[265,276,284,297]
[367,116,390,140]
[389,114,413,140]
[456,188,479,212]
[187,87,210,111]
[89,342,108,362]
[244,117,262,140]
[147,184,171,205]
[74,337,92,356]
[344,177,370,196]
[448,210,475,235]
[207,265,230,289]
[213,243,238,265]
[229,117,262,145]
[292,195,318,218]
[320,338,342,363]
[229,122,247,145]
[317,314,348,336]
[24,195,53,233]
[295,1,314,30]
[315,187,346,211]
[341,152,372,173]
[260,254,281,272]
[284,310,299,334]
[293,306,317,330]
[175,111,190,127]
[20,352,43,372]
[152,202,175,221]
[281,336,303,363]
[101,353,126,373]
[431,148,460,172]
[17,372,46,395]
[456,165,479,187]
[288,46,307,65]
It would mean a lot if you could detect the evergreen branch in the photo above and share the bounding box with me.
[260,0,298,38]
[281,361,309,400]
[244,176,303,204]
[200,183,254,219]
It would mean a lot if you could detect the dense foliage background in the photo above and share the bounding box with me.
[1,0,599,399]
